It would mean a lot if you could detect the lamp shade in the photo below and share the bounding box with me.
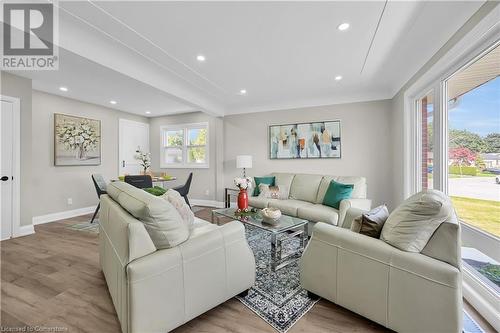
[236,155,253,169]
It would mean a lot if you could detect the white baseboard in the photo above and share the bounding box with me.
[32,205,97,225]
[191,199,225,208]
[14,224,35,237]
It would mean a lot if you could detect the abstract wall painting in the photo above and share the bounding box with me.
[269,121,341,159]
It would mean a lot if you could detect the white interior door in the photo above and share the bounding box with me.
[119,119,150,175]
[1,100,14,240]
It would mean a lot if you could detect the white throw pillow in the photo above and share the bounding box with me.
[107,181,189,249]
[161,189,195,232]
[258,184,288,200]
[380,189,453,252]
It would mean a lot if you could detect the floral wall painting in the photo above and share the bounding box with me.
[54,113,101,166]
[269,120,341,159]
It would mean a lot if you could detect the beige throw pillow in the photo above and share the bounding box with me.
[258,184,288,200]
[161,189,195,232]
[107,181,189,249]
[380,190,453,252]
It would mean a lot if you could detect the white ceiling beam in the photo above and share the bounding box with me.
[57,8,226,117]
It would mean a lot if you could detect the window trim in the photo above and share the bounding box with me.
[160,122,209,169]
[403,9,500,328]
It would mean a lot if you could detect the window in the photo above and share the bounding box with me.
[160,123,208,168]
[417,91,434,190]
[408,41,500,314]
[446,44,500,239]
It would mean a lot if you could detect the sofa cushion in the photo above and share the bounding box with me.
[297,204,339,225]
[323,180,354,209]
[249,196,271,209]
[107,181,189,249]
[381,190,453,252]
[289,174,323,203]
[253,176,275,196]
[271,173,296,196]
[268,199,314,216]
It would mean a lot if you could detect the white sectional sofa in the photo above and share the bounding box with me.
[99,187,255,333]
[249,173,371,228]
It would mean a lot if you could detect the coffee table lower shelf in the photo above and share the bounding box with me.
[211,208,309,271]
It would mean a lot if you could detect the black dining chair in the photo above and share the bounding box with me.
[173,173,193,208]
[91,174,107,223]
[124,175,153,189]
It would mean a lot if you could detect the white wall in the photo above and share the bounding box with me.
[223,100,395,209]
[31,90,148,217]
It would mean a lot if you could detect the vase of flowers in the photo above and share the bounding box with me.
[234,177,252,211]
[134,149,151,174]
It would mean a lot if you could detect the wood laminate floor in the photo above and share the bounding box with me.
[0,208,495,333]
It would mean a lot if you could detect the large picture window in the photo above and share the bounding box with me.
[409,40,499,319]
[160,123,208,168]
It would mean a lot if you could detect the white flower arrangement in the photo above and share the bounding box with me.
[134,150,151,173]
[56,119,99,160]
[234,177,252,190]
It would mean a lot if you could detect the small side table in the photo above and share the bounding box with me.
[224,188,240,208]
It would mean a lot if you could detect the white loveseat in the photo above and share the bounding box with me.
[249,173,371,228]
[300,194,462,333]
[99,191,256,333]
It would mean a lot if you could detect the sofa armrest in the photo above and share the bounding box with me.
[338,198,371,228]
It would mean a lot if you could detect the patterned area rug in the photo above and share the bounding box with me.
[236,225,319,333]
[463,311,485,333]
[67,221,99,233]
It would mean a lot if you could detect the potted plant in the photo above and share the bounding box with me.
[134,150,151,174]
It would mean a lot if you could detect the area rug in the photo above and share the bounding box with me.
[66,221,99,233]
[463,311,485,333]
[236,225,319,333]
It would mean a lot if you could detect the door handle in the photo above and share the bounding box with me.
[1,176,9,181]
[122,160,125,167]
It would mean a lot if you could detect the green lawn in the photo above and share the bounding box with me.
[451,196,500,237]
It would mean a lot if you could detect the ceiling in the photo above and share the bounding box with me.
[5,1,485,117]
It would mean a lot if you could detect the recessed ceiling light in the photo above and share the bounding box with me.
[196,54,206,62]
[239,89,247,95]
[337,23,350,31]
[145,111,151,114]
[334,75,343,81]
[110,100,117,105]
[59,86,68,92]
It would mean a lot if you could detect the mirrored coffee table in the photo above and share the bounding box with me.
[211,207,309,271]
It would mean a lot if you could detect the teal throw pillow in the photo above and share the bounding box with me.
[253,176,275,196]
[323,180,354,209]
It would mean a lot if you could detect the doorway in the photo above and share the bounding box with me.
[118,119,150,176]
[0,96,20,240]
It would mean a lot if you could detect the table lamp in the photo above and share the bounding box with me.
[236,155,252,178]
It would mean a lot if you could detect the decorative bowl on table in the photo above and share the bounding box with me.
[261,208,282,225]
